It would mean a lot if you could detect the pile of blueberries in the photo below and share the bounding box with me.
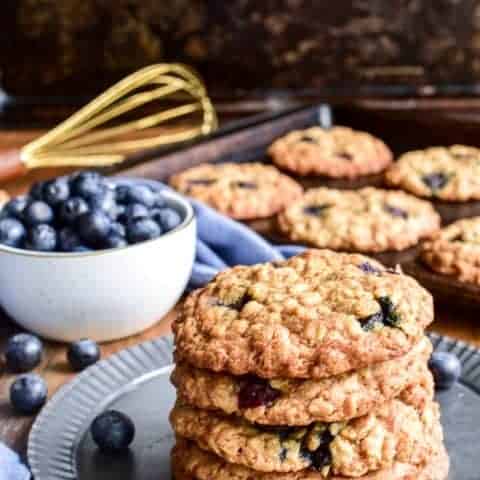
[0,171,182,252]
[5,333,135,451]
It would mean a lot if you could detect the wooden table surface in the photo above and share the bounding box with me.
[0,126,479,458]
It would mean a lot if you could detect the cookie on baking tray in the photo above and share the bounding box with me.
[385,145,480,202]
[171,336,432,426]
[421,216,480,285]
[277,187,440,253]
[169,162,303,220]
[268,127,393,178]
[172,249,434,380]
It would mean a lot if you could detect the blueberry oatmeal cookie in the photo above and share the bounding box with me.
[385,145,480,202]
[277,188,440,253]
[421,216,480,285]
[169,162,303,220]
[170,376,439,476]
[172,437,449,480]
[268,127,392,178]
[171,337,432,425]
[173,250,434,379]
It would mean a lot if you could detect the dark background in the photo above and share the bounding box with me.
[2,0,480,101]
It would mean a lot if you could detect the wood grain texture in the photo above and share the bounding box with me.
[1,107,480,457]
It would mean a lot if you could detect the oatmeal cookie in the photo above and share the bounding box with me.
[421,216,480,285]
[173,250,434,379]
[268,127,393,178]
[170,376,437,476]
[172,437,449,480]
[172,337,432,425]
[385,145,480,202]
[169,162,303,220]
[277,188,440,252]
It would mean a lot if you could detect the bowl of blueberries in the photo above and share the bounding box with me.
[0,171,196,342]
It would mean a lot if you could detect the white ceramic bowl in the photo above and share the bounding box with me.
[0,181,196,342]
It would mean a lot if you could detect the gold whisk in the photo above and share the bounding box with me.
[0,63,217,182]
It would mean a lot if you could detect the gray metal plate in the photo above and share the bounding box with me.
[28,333,480,479]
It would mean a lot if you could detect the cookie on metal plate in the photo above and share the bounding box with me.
[268,127,393,178]
[385,145,480,202]
[170,377,437,476]
[171,437,449,480]
[173,249,434,379]
[277,187,440,252]
[169,162,303,220]
[171,337,432,425]
[421,216,480,285]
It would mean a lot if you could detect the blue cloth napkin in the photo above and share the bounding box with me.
[189,199,305,289]
[0,444,30,480]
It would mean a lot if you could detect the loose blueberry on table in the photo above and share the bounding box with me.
[90,410,135,453]
[67,339,101,372]
[4,333,43,373]
[10,373,48,415]
[0,171,183,252]
[429,352,461,390]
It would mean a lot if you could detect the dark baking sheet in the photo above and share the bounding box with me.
[120,104,480,306]
[28,333,480,480]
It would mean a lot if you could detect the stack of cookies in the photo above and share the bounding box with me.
[170,249,449,480]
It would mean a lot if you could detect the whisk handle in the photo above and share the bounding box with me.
[0,150,28,183]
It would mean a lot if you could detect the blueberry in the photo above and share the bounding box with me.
[103,235,128,249]
[238,377,281,409]
[358,297,400,331]
[70,171,104,199]
[4,333,43,373]
[58,227,82,252]
[358,262,381,275]
[76,210,111,246]
[91,410,135,453]
[124,185,155,208]
[126,218,161,244]
[383,204,408,219]
[233,181,257,189]
[110,222,126,238]
[187,179,216,186]
[151,208,182,232]
[29,181,46,200]
[67,339,101,371]
[303,204,330,216]
[0,218,26,247]
[120,203,149,223]
[23,201,54,226]
[42,179,70,206]
[25,224,57,251]
[87,187,117,219]
[10,374,47,415]
[153,192,167,208]
[59,197,89,224]
[2,196,29,220]
[115,185,130,204]
[422,172,449,191]
[429,352,461,390]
